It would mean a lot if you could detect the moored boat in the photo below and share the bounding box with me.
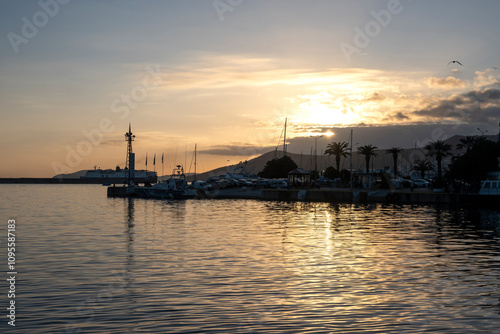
[133,165,196,199]
[83,165,157,184]
[478,171,500,195]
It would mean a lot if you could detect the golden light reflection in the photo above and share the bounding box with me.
[324,211,333,258]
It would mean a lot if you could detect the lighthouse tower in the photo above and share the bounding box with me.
[124,124,135,186]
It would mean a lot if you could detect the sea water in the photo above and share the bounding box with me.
[0,184,499,333]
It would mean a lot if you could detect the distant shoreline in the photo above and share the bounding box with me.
[0,178,106,184]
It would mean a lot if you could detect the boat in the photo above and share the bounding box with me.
[478,171,500,195]
[83,165,157,184]
[220,160,257,180]
[459,171,500,207]
[133,165,197,199]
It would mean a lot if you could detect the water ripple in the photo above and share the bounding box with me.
[0,185,499,333]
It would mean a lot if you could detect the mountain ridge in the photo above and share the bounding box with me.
[54,134,497,179]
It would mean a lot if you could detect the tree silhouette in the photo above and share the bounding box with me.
[386,147,403,177]
[258,155,298,179]
[447,139,500,188]
[425,140,452,186]
[325,141,350,172]
[324,166,351,181]
[358,145,378,174]
[456,136,476,153]
[412,159,434,179]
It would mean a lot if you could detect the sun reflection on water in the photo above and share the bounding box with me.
[2,184,499,333]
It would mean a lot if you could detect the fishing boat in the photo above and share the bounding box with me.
[134,165,197,200]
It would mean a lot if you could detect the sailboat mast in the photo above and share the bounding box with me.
[350,129,353,190]
[283,117,287,157]
[194,144,197,181]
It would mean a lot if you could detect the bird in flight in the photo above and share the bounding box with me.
[448,60,463,66]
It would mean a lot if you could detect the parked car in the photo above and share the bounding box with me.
[269,179,288,189]
[401,179,415,188]
[192,180,213,190]
[413,179,431,188]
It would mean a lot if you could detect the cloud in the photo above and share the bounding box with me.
[412,87,500,123]
[463,88,500,104]
[151,54,499,132]
[426,76,466,89]
[199,144,275,156]
[155,54,408,92]
[392,112,410,120]
[364,92,386,102]
[473,69,499,88]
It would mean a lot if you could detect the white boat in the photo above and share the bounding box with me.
[83,166,157,184]
[479,172,500,195]
[134,165,196,199]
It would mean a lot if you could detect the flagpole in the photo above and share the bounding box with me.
[161,152,164,181]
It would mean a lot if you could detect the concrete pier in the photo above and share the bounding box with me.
[261,188,493,206]
[105,185,497,207]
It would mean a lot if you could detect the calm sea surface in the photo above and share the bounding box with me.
[0,184,499,333]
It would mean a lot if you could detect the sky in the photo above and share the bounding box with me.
[1,0,500,177]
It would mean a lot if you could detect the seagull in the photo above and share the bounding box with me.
[448,60,463,66]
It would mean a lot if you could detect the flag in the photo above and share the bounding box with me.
[145,153,148,167]
[162,153,164,164]
[153,153,156,165]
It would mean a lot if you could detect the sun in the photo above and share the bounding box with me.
[294,92,361,127]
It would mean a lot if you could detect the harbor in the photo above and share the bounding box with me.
[104,124,500,208]
[3,2,500,333]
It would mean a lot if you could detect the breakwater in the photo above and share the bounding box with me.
[262,188,498,207]
[0,178,96,184]
[107,185,498,207]
[261,188,460,204]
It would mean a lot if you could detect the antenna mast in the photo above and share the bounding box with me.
[125,123,135,169]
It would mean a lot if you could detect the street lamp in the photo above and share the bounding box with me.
[310,135,323,181]
[477,128,488,136]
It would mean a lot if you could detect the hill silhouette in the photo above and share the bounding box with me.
[53,134,497,180]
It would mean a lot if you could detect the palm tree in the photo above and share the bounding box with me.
[424,140,452,186]
[412,159,434,179]
[386,147,403,177]
[325,141,350,172]
[456,136,476,153]
[358,144,378,174]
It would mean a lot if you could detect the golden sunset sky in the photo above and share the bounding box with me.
[1,0,500,177]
